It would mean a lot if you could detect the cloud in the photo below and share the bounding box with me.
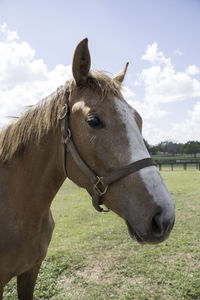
[174,49,183,56]
[167,102,200,143]
[1,25,200,144]
[142,102,200,145]
[0,23,72,128]
[122,86,136,99]
[140,43,200,104]
[141,42,171,66]
[141,100,200,145]
[142,122,172,145]
[186,65,200,76]
[0,23,47,88]
[124,43,200,144]
[0,22,19,42]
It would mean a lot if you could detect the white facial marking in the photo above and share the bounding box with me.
[114,97,173,208]
[114,97,150,163]
[139,167,174,212]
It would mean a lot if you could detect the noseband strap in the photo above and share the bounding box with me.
[60,89,156,212]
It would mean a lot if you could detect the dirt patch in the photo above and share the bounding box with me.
[59,276,86,298]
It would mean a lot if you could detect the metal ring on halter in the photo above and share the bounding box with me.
[59,104,68,120]
[93,176,108,196]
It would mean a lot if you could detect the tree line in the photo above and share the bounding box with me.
[144,140,200,158]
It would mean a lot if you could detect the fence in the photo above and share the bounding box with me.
[156,159,200,171]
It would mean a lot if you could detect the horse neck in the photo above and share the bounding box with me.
[8,125,65,216]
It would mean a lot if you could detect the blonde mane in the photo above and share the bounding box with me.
[0,72,122,162]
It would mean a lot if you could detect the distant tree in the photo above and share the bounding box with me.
[145,140,200,157]
[157,141,172,154]
[167,142,181,154]
[178,143,184,154]
[157,141,183,155]
[179,143,186,154]
[157,142,165,153]
[143,139,151,152]
[150,146,159,155]
[183,141,200,158]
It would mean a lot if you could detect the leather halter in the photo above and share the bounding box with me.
[60,88,156,212]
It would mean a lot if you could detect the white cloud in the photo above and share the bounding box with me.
[142,122,171,145]
[128,99,168,121]
[122,86,136,99]
[188,101,200,122]
[167,102,200,143]
[142,100,200,144]
[1,25,200,144]
[174,49,183,56]
[186,65,200,76]
[141,42,171,66]
[0,22,19,42]
[0,23,47,88]
[122,85,168,123]
[124,43,200,144]
[140,43,200,104]
[0,23,72,128]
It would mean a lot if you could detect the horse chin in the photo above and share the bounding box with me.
[125,220,146,244]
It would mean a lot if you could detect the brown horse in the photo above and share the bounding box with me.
[0,39,175,299]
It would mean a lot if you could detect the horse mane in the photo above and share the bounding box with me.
[0,72,122,162]
[81,71,123,99]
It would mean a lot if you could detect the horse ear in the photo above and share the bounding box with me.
[72,38,91,86]
[113,62,129,83]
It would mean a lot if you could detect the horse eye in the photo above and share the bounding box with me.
[87,116,104,129]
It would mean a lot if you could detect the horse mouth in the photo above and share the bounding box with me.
[125,221,145,244]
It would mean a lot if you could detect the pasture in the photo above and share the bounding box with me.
[4,171,200,299]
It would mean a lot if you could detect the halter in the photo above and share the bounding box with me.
[60,88,156,212]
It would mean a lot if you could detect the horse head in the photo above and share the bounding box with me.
[64,39,175,244]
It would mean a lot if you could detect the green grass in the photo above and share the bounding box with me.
[3,172,200,300]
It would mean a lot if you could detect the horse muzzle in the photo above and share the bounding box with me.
[126,211,175,244]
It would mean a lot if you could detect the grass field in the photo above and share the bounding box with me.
[4,171,200,299]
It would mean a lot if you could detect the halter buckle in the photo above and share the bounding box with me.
[93,176,108,196]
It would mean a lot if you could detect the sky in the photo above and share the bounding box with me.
[0,0,200,145]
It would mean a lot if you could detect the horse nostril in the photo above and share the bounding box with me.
[152,214,164,237]
[152,213,173,238]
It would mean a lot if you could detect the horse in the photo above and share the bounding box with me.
[0,38,175,299]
